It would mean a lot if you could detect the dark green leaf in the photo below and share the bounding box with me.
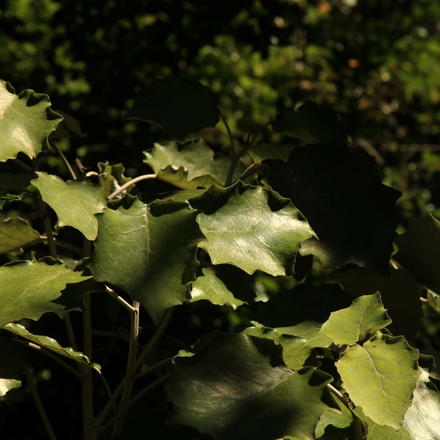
[197,187,314,275]
[0,80,62,162]
[128,78,219,138]
[267,145,400,272]
[166,333,330,440]
[89,199,201,323]
[0,217,40,253]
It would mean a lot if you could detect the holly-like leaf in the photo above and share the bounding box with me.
[337,334,420,429]
[244,321,332,370]
[395,214,440,293]
[0,217,40,253]
[197,187,314,276]
[88,199,201,323]
[128,78,219,138]
[4,323,101,372]
[190,267,244,309]
[165,333,330,440]
[0,261,90,328]
[334,267,423,337]
[0,80,62,162]
[272,101,347,144]
[31,172,107,240]
[144,139,234,189]
[266,145,400,272]
[320,293,391,345]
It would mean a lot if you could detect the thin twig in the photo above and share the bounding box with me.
[108,174,157,200]
[135,356,173,380]
[38,197,58,258]
[52,142,78,180]
[63,313,79,351]
[219,110,237,157]
[111,300,140,438]
[25,369,58,440]
[128,375,168,409]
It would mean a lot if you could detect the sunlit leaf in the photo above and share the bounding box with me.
[144,139,234,189]
[337,334,420,429]
[89,199,201,323]
[0,80,62,162]
[166,333,330,440]
[321,293,391,345]
[0,217,40,253]
[197,187,314,276]
[0,261,90,328]
[128,78,219,138]
[4,323,100,372]
[31,171,107,240]
[190,267,244,309]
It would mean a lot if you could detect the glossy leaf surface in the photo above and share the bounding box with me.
[197,187,314,275]
[0,80,62,162]
[166,333,329,440]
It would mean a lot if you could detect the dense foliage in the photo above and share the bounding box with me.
[1,76,440,440]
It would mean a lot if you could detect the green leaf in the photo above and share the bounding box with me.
[337,334,420,429]
[321,293,391,345]
[144,139,233,189]
[244,321,332,370]
[266,145,400,272]
[197,187,314,276]
[4,323,101,372]
[334,267,423,337]
[128,78,219,138]
[0,261,90,328]
[31,172,107,240]
[89,199,201,323]
[166,333,330,440]
[190,267,244,309]
[395,214,440,293]
[272,101,347,144]
[0,217,40,253]
[0,338,27,397]
[0,80,62,162]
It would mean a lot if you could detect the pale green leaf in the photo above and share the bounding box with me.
[166,333,330,440]
[337,334,420,429]
[4,323,101,372]
[244,321,332,370]
[0,261,90,328]
[144,139,235,189]
[0,80,62,162]
[197,187,314,275]
[0,217,40,253]
[31,172,107,240]
[89,199,201,323]
[0,379,21,397]
[190,267,244,309]
[321,293,391,345]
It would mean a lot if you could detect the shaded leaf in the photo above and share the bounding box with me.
[197,187,314,276]
[128,78,219,138]
[337,334,420,429]
[334,267,423,337]
[0,217,40,253]
[0,261,90,328]
[272,101,347,144]
[31,172,107,240]
[89,199,201,323]
[166,333,330,440]
[321,293,391,345]
[395,214,440,293]
[0,338,27,397]
[266,145,400,272]
[0,80,62,162]
[4,323,100,372]
[190,267,244,309]
[144,139,234,189]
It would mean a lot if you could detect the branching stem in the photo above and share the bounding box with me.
[108,174,157,200]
